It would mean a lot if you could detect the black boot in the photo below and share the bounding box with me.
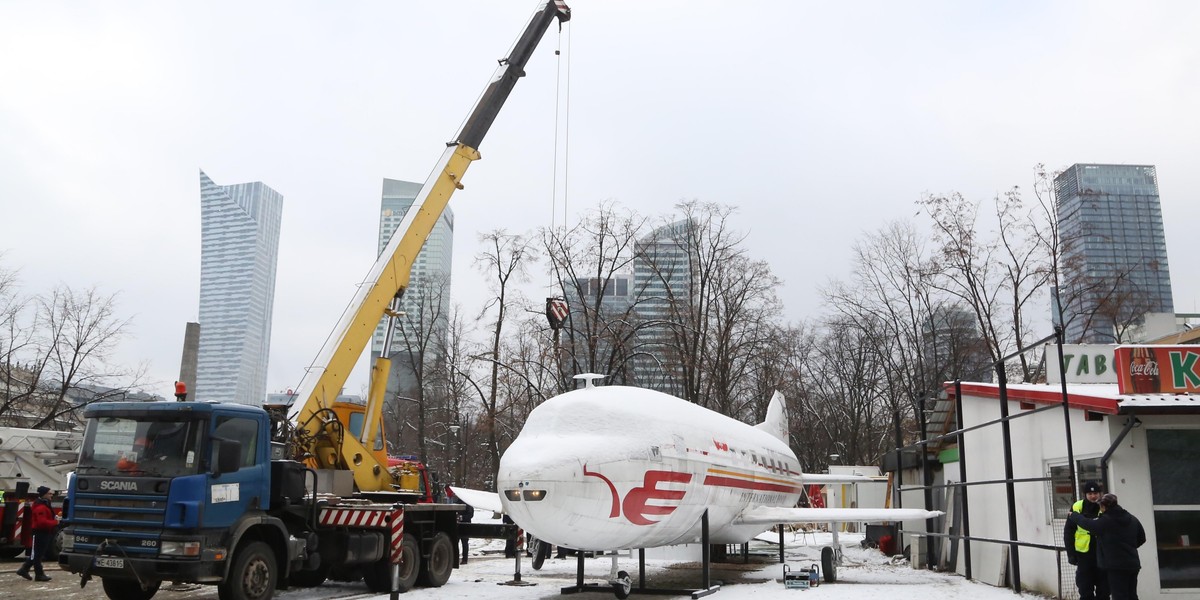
[35,574,52,582]
[15,568,31,580]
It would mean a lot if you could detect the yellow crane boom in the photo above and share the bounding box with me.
[287,1,571,493]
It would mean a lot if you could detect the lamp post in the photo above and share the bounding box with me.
[449,423,461,484]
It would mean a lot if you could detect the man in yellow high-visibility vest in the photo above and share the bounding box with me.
[1065,481,1109,600]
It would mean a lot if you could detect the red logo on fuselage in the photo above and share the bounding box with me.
[583,466,692,526]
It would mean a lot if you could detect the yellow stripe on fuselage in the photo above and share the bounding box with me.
[706,467,800,487]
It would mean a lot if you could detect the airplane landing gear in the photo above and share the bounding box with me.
[821,546,838,583]
[610,570,632,599]
[530,536,551,570]
[560,510,719,599]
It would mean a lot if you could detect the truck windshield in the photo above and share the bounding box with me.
[77,416,204,478]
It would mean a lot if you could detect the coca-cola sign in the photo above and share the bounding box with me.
[1115,345,1200,395]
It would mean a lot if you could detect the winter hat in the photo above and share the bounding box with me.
[1082,481,1103,494]
[36,485,51,496]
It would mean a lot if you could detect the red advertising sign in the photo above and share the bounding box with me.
[1114,345,1200,395]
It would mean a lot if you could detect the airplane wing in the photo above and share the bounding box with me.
[448,486,504,516]
[737,506,943,525]
[801,473,878,484]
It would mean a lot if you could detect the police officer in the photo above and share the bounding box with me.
[1066,481,1109,600]
[1069,494,1146,600]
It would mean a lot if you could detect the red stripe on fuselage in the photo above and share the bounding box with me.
[703,474,802,494]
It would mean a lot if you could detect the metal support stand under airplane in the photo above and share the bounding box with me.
[560,510,720,599]
[497,541,536,587]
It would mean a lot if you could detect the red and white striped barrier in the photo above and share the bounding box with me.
[389,509,404,564]
[12,502,26,545]
[316,506,406,565]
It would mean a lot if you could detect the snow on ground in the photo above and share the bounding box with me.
[4,518,1037,599]
[271,525,1035,600]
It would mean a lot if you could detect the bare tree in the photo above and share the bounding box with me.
[473,230,533,479]
[2,284,144,429]
[702,252,782,418]
[441,306,485,487]
[824,221,940,449]
[800,317,895,470]
[1094,280,1161,343]
[0,261,37,420]
[386,274,452,468]
[919,189,1050,382]
[541,203,653,389]
[642,200,768,409]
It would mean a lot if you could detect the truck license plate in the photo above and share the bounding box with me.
[95,557,124,569]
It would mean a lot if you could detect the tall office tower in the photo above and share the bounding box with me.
[196,170,283,405]
[631,220,693,396]
[371,179,454,399]
[1054,164,1173,343]
[565,273,637,383]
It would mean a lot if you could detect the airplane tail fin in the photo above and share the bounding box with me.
[754,391,789,443]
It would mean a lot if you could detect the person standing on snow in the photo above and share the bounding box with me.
[1067,493,1146,600]
[447,487,474,563]
[16,486,57,582]
[1066,480,1109,600]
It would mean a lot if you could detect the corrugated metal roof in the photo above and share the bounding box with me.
[1117,393,1200,414]
[945,381,1200,417]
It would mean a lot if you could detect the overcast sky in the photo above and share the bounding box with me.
[3,1,1198,398]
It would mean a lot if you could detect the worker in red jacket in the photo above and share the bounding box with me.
[16,486,57,582]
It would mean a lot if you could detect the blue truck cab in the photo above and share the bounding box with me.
[59,401,297,600]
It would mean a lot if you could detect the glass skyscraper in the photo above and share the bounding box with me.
[631,220,692,395]
[1054,163,1173,343]
[371,178,454,397]
[196,170,283,405]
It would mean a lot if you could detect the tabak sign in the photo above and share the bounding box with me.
[1045,344,1118,384]
[1115,345,1200,395]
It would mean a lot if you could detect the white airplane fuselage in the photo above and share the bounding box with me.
[497,385,805,551]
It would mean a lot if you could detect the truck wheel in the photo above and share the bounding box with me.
[416,532,453,587]
[101,578,161,600]
[218,541,277,600]
[364,533,419,593]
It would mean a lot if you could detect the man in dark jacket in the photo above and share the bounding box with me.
[1065,480,1109,600]
[447,487,474,563]
[16,486,57,582]
[1067,493,1146,600]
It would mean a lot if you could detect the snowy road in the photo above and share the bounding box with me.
[0,533,1032,599]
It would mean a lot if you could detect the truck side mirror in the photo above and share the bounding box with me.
[214,439,242,476]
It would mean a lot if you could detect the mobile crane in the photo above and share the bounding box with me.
[55,3,571,600]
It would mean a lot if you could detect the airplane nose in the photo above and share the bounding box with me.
[497,434,607,548]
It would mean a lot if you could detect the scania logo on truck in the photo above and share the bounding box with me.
[100,480,138,491]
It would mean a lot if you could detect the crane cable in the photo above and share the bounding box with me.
[551,15,571,230]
